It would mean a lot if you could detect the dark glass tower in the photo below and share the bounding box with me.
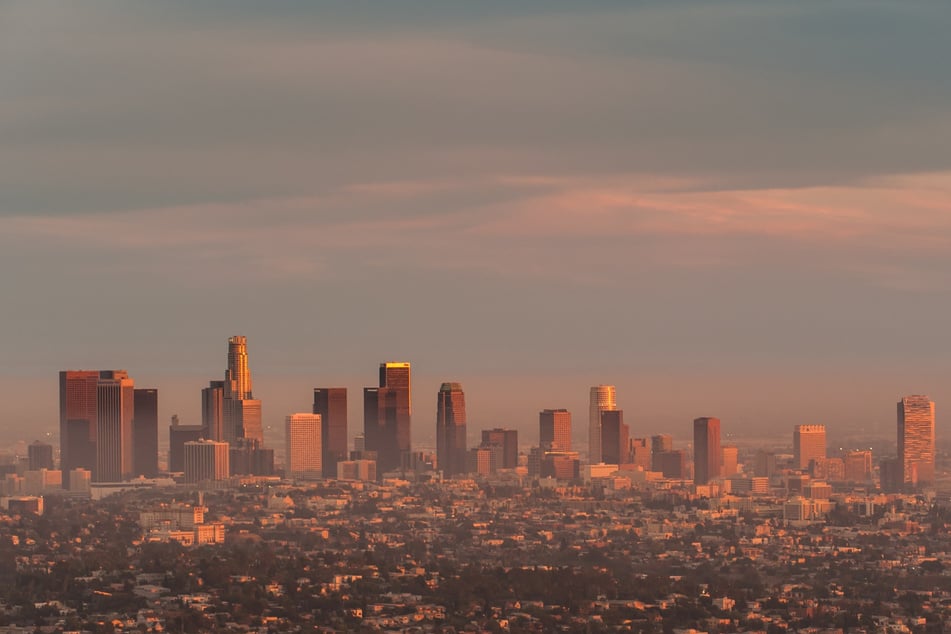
[693,417,721,485]
[314,387,348,478]
[436,382,467,476]
[133,388,158,478]
[363,362,411,475]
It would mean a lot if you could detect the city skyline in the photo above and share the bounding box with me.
[3,2,951,446]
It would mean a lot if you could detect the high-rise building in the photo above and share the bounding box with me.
[656,450,686,479]
[481,428,518,469]
[222,336,263,444]
[693,417,721,485]
[793,424,826,470]
[133,388,158,478]
[59,370,101,486]
[169,417,204,473]
[651,434,673,472]
[721,445,738,477]
[436,382,467,477]
[843,450,872,483]
[898,395,935,488]
[201,380,225,441]
[184,439,230,483]
[28,441,54,472]
[96,371,135,482]
[630,438,651,470]
[285,413,322,480]
[364,362,411,475]
[588,385,617,464]
[539,409,571,451]
[599,410,628,465]
[754,450,776,478]
[313,388,348,478]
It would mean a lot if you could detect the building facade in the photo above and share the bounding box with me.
[898,395,935,488]
[693,417,721,485]
[793,424,827,470]
[588,385,617,464]
[183,440,230,483]
[95,371,135,483]
[133,388,159,478]
[285,413,322,480]
[436,382,467,477]
[313,387,348,478]
[539,409,571,451]
[364,362,412,475]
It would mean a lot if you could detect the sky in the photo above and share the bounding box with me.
[2,1,951,452]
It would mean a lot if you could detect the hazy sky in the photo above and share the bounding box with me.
[2,1,951,450]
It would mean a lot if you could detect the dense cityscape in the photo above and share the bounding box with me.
[0,335,948,633]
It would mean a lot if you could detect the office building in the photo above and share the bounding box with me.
[599,410,629,465]
[222,336,263,444]
[59,370,101,486]
[844,450,872,483]
[467,446,498,476]
[201,380,225,441]
[655,450,686,479]
[753,450,777,478]
[169,418,204,473]
[183,440,230,484]
[630,438,651,470]
[436,382,467,477]
[229,440,274,476]
[588,385,617,464]
[693,417,721,485]
[96,371,135,482]
[313,388,348,478]
[481,428,518,469]
[651,434,673,471]
[793,424,826,470]
[133,388,158,478]
[364,362,412,475]
[337,459,376,482]
[898,395,936,488]
[721,445,738,477]
[28,441,54,471]
[285,413,322,480]
[539,409,571,451]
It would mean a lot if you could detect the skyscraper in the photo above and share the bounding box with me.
[285,413,322,480]
[898,395,935,488]
[721,445,738,477]
[693,417,721,485]
[313,388,348,478]
[588,385,617,464]
[201,380,225,441]
[28,441,54,471]
[59,370,101,486]
[132,388,158,478]
[481,428,518,469]
[651,434,673,472]
[540,409,571,451]
[599,410,629,465]
[364,362,412,475]
[793,424,826,470]
[169,416,204,473]
[96,371,135,483]
[222,336,263,445]
[436,382,467,477]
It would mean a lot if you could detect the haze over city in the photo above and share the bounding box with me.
[3,1,951,444]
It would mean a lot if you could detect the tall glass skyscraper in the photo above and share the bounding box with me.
[436,382,467,477]
[588,385,617,464]
[898,395,935,488]
[540,408,571,451]
[313,388,348,478]
[693,416,721,485]
[365,362,411,475]
[223,336,262,444]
